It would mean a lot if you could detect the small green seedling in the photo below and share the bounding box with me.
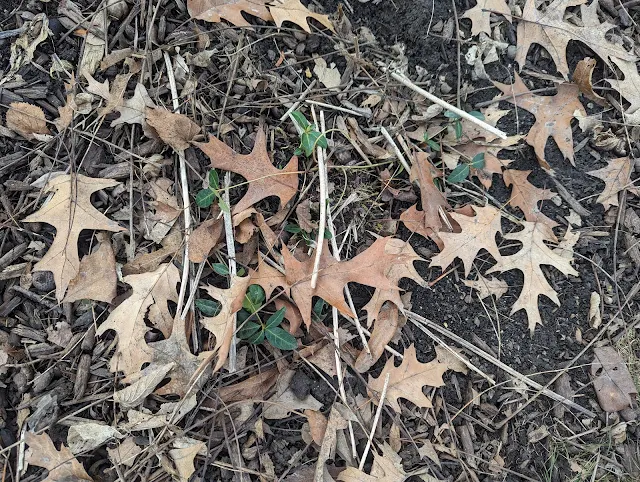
[195,298,220,316]
[236,285,297,350]
[285,222,332,248]
[424,133,441,152]
[196,169,229,213]
[447,152,485,184]
[444,110,485,141]
[290,111,328,157]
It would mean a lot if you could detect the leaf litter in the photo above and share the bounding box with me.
[1,0,640,480]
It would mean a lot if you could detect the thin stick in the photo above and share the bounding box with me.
[279,79,317,121]
[306,99,367,117]
[359,373,390,470]
[163,51,192,318]
[380,126,412,173]
[310,106,327,289]
[389,70,508,140]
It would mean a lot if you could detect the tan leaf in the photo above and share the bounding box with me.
[487,221,579,333]
[462,0,511,37]
[25,432,93,482]
[304,409,328,445]
[269,0,334,32]
[606,58,640,116]
[187,0,273,27]
[263,369,323,419]
[195,128,298,214]
[494,73,585,169]
[435,345,469,374]
[114,363,175,409]
[588,157,636,210]
[367,345,447,411]
[6,102,50,140]
[189,214,224,263]
[516,0,636,80]
[573,57,607,106]
[399,205,444,249]
[200,275,252,372]
[218,368,279,403]
[314,406,348,480]
[112,83,156,129]
[591,346,638,412]
[146,107,201,152]
[296,198,317,232]
[107,437,142,468]
[355,304,402,373]
[169,440,206,482]
[96,263,180,378]
[22,174,125,301]
[338,443,408,481]
[503,169,558,228]
[67,422,123,454]
[462,274,508,300]
[430,205,502,277]
[84,71,133,118]
[143,178,181,244]
[63,233,118,303]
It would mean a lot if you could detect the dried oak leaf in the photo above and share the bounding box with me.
[355,303,403,373]
[200,275,252,373]
[84,71,133,118]
[516,0,636,79]
[487,222,578,333]
[573,57,607,106]
[338,443,407,481]
[146,107,201,152]
[195,128,298,214]
[283,237,422,328]
[22,174,125,301]
[96,263,180,379]
[462,0,511,37]
[169,439,206,482]
[453,137,518,188]
[463,274,508,300]
[606,58,640,116]
[63,232,118,303]
[367,344,447,411]
[25,431,93,482]
[494,73,585,170]
[503,169,558,228]
[591,346,638,412]
[6,102,50,140]
[187,0,333,32]
[587,157,637,210]
[430,205,503,277]
[188,213,224,263]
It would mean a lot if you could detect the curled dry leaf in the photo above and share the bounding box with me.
[588,157,637,210]
[430,205,503,277]
[503,169,558,228]
[6,102,50,140]
[355,304,402,373]
[217,367,279,403]
[25,431,93,482]
[22,174,125,301]
[591,346,638,412]
[368,345,447,411]
[488,222,579,333]
[573,57,607,106]
[146,107,201,152]
[195,128,299,214]
[114,362,175,409]
[493,73,585,170]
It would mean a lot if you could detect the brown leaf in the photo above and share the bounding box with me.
[573,57,607,106]
[305,409,328,445]
[435,345,469,374]
[338,443,408,481]
[189,214,224,263]
[462,274,508,300]
[430,205,502,277]
[462,0,511,37]
[107,437,142,468]
[63,233,118,303]
[606,58,640,116]
[487,222,579,332]
[84,71,133,118]
[296,199,317,232]
[269,0,334,32]
[200,275,252,372]
[146,107,201,152]
[516,0,636,80]
[503,169,558,228]
[96,263,180,379]
[217,368,279,403]
[169,440,206,482]
[591,346,638,412]
[399,205,444,249]
[494,73,586,169]
[588,157,636,210]
[195,128,298,214]
[6,102,50,140]
[453,137,518,188]
[25,432,93,482]
[410,152,450,232]
[367,344,447,411]
[22,174,125,301]
[355,304,403,373]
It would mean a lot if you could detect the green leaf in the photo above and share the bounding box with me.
[291,111,310,130]
[237,266,246,276]
[208,169,219,190]
[217,196,230,214]
[294,147,303,156]
[469,152,485,169]
[454,121,463,140]
[196,189,215,208]
[444,110,462,120]
[247,329,265,345]
[427,138,441,152]
[266,307,286,329]
[312,298,327,321]
[447,163,470,183]
[468,110,485,121]
[195,299,220,316]
[300,130,327,157]
[285,223,302,234]
[237,321,262,340]
[265,326,298,350]
[237,309,251,323]
[213,263,230,275]
[323,228,333,239]
[243,284,265,313]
